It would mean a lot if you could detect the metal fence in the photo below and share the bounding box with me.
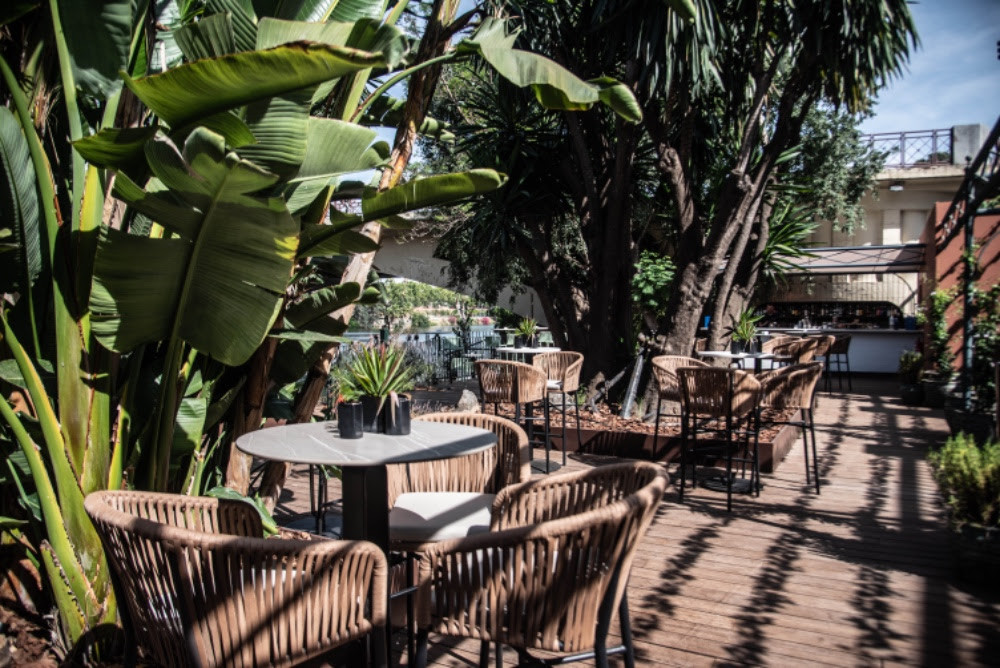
[863,128,952,169]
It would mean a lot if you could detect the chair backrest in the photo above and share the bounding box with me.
[757,362,824,410]
[650,355,709,402]
[475,359,546,404]
[532,351,584,393]
[677,366,761,419]
[387,412,530,506]
[84,490,386,668]
[830,334,852,355]
[761,335,796,354]
[810,334,836,358]
[416,462,668,655]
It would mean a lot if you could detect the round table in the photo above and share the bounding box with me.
[236,421,497,552]
[495,346,561,362]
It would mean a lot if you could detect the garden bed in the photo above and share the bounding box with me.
[477,401,803,473]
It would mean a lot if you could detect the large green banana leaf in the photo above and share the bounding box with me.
[58,0,132,98]
[89,128,298,367]
[457,18,642,122]
[0,107,43,312]
[122,42,385,131]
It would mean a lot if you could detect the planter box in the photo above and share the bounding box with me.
[949,525,1000,591]
[552,413,802,473]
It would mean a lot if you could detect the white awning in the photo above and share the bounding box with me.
[791,244,925,275]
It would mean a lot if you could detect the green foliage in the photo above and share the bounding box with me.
[929,433,1000,529]
[783,107,887,235]
[409,312,432,330]
[488,306,522,329]
[918,288,955,379]
[335,343,415,402]
[968,283,1000,414]
[631,251,675,321]
[731,308,762,343]
[898,350,923,384]
[516,317,539,338]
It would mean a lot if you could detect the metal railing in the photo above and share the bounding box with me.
[862,128,952,168]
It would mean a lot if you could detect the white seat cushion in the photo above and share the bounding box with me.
[389,492,495,543]
[546,379,562,390]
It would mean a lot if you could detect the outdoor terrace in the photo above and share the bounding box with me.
[274,376,1000,666]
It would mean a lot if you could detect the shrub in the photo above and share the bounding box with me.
[928,433,1000,529]
[898,350,923,384]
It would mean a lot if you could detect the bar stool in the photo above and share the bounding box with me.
[826,335,853,391]
[650,355,710,447]
[474,359,556,473]
[532,351,583,467]
[677,366,762,512]
[757,362,824,493]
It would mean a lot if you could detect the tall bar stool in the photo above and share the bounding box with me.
[532,351,584,466]
[808,334,836,389]
[650,355,710,448]
[475,359,556,473]
[677,366,762,512]
[826,335,853,391]
[757,362,824,493]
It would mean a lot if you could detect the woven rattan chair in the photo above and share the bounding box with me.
[651,355,710,444]
[84,490,388,668]
[677,366,762,512]
[475,359,555,473]
[387,412,529,663]
[757,362,824,494]
[413,462,669,668]
[387,412,530,551]
[532,351,584,466]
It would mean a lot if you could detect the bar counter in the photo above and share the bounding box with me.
[760,328,922,374]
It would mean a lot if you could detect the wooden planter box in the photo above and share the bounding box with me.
[548,412,802,474]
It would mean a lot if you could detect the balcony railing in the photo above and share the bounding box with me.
[862,128,952,168]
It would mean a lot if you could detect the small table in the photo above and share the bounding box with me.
[496,346,561,362]
[235,421,497,552]
[697,350,791,374]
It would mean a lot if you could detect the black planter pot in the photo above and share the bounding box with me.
[360,395,382,433]
[950,524,1000,591]
[514,334,526,348]
[730,339,755,354]
[944,408,996,445]
[337,401,364,439]
[923,378,956,409]
[359,394,411,434]
[899,383,924,406]
[382,395,411,435]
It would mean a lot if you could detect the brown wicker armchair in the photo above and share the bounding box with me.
[413,462,669,668]
[387,412,530,551]
[677,366,762,512]
[757,362,824,493]
[84,490,388,668]
[532,351,584,466]
[475,359,555,473]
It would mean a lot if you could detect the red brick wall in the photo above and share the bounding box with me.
[922,202,1000,370]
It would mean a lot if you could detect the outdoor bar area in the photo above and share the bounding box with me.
[759,244,926,372]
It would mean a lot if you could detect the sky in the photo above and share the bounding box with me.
[858,0,999,134]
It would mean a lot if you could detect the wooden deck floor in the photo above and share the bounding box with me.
[272,377,1000,667]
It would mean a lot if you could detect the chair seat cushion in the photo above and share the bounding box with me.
[389,492,495,543]
[546,379,562,390]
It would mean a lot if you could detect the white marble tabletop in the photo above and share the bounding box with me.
[235,420,496,468]
[697,350,783,360]
[495,346,561,355]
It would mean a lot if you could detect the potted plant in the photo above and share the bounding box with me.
[917,288,956,408]
[730,308,762,354]
[515,317,539,348]
[335,392,364,439]
[897,350,924,406]
[928,432,1000,589]
[336,344,415,435]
